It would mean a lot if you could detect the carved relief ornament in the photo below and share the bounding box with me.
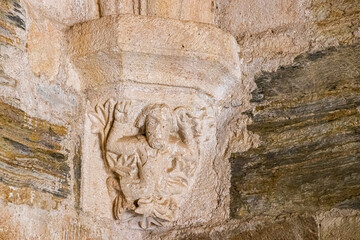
[89,99,205,229]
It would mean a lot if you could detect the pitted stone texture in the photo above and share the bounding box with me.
[81,83,219,228]
[26,19,62,78]
[89,100,200,227]
[318,210,360,240]
[99,0,214,24]
[216,0,360,52]
[0,200,147,240]
[215,0,360,102]
[215,0,306,36]
[310,0,360,47]
[0,0,26,88]
[0,0,25,46]
[23,0,99,27]
[149,216,318,240]
[68,14,240,101]
[0,0,359,239]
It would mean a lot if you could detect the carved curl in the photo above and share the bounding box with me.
[135,103,177,133]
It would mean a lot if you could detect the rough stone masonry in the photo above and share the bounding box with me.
[0,0,359,239]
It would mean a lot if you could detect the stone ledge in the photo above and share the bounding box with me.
[68,14,240,101]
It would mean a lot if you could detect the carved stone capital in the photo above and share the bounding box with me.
[88,100,212,228]
[72,12,240,230]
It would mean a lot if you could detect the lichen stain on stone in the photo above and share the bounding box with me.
[0,67,17,87]
[310,0,360,45]
[0,0,25,47]
[73,138,82,212]
[0,182,63,210]
[230,44,360,218]
[0,99,70,200]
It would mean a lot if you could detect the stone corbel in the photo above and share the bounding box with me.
[68,5,240,230]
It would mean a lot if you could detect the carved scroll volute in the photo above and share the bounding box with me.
[89,100,203,229]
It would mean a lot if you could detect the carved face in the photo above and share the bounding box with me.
[145,108,171,150]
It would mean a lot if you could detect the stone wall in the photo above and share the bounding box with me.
[230,44,360,238]
[0,0,359,239]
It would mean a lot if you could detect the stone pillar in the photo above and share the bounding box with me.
[68,4,240,229]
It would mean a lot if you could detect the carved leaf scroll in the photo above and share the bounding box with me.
[89,100,209,229]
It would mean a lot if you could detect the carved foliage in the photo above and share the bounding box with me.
[89,99,210,229]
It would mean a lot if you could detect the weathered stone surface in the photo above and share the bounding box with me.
[216,0,360,50]
[73,138,82,211]
[0,182,63,210]
[0,0,359,238]
[215,0,360,103]
[67,3,237,229]
[318,210,360,240]
[0,0,25,89]
[151,216,318,240]
[26,19,62,78]
[311,0,360,46]
[99,0,214,24]
[0,66,16,87]
[145,0,213,24]
[23,0,99,27]
[68,14,240,101]
[215,0,306,35]
[230,44,360,218]
[222,217,317,240]
[0,0,25,47]
[0,199,146,239]
[0,100,70,199]
[224,217,318,240]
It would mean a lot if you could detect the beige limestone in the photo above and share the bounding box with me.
[66,11,241,230]
[81,84,219,228]
[23,0,100,27]
[89,100,201,228]
[99,0,214,23]
[27,18,62,78]
[146,0,214,23]
[0,0,359,239]
[68,14,240,102]
[99,0,135,16]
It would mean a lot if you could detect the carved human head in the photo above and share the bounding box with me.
[136,104,174,150]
